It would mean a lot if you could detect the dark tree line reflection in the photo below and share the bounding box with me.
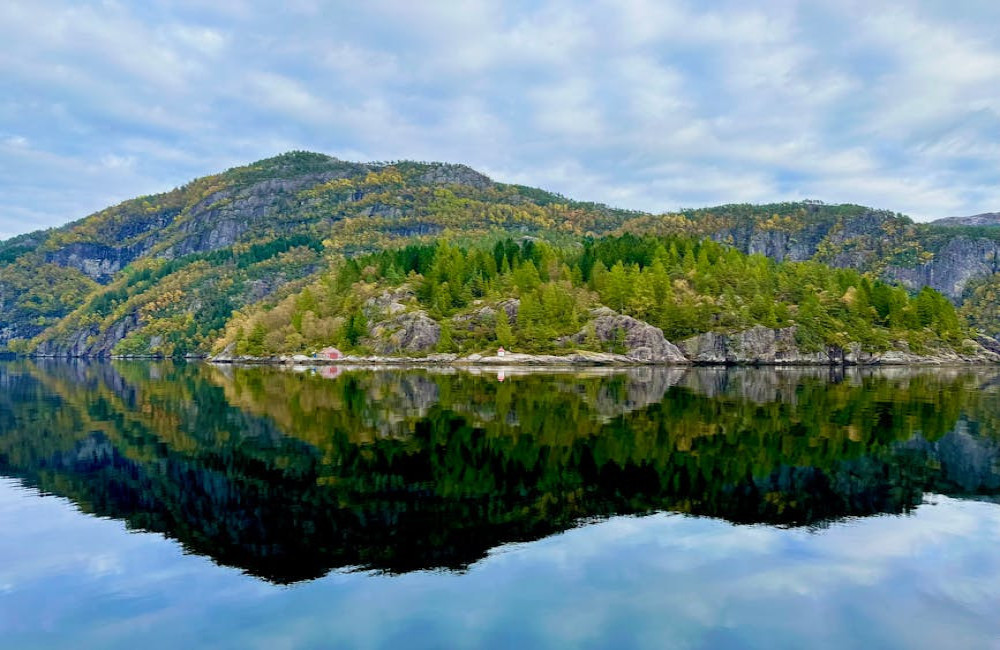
[1,361,999,584]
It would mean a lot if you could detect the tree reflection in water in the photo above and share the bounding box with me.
[1,360,998,584]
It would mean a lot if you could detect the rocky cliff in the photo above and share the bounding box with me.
[689,205,1000,300]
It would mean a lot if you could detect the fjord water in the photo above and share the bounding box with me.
[1,362,999,649]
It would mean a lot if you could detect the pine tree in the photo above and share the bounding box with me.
[437,321,454,352]
[345,311,368,346]
[604,261,631,313]
[495,308,514,347]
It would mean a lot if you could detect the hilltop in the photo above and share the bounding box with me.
[931,212,1000,228]
[1,151,1000,360]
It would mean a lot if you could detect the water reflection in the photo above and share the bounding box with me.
[1,360,999,585]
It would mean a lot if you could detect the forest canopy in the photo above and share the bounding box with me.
[218,233,967,357]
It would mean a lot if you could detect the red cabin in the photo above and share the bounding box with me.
[318,347,342,360]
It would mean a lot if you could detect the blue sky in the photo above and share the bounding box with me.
[2,0,1000,240]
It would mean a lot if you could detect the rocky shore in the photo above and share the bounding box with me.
[201,323,1000,367]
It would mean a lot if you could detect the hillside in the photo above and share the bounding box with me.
[1,150,999,359]
[0,152,638,356]
[932,213,1000,228]
[213,234,974,364]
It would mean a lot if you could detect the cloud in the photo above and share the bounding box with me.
[2,0,1000,239]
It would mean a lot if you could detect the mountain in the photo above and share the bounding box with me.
[2,150,1000,358]
[0,152,638,356]
[931,213,1000,228]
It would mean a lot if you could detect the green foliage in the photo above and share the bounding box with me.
[495,309,514,348]
[437,321,455,353]
[960,273,1000,337]
[218,233,967,357]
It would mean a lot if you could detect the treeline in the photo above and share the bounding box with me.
[221,233,967,357]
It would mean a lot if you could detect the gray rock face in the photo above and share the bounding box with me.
[885,236,1000,299]
[931,213,1000,228]
[706,210,1000,300]
[162,172,350,258]
[976,335,1000,355]
[679,326,834,365]
[451,305,497,332]
[34,311,141,358]
[212,343,238,362]
[416,163,493,191]
[369,311,441,355]
[678,326,1000,365]
[497,299,520,323]
[711,219,832,263]
[44,243,138,283]
[571,312,688,363]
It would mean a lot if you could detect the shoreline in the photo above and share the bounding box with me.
[89,349,1000,367]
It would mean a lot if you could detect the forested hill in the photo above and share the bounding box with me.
[1,150,999,359]
[0,151,639,354]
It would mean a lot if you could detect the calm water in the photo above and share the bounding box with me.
[1,361,999,649]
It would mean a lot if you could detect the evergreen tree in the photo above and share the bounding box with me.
[437,321,454,352]
[345,311,368,346]
[495,309,514,348]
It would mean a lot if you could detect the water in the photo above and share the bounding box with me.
[1,360,999,649]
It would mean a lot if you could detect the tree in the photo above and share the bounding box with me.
[246,322,266,356]
[345,311,368,346]
[495,308,514,348]
[603,261,630,313]
[437,321,455,352]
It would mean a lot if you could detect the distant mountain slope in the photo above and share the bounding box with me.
[618,203,1000,300]
[2,151,1000,356]
[931,213,1000,227]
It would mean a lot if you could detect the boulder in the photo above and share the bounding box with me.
[497,299,519,323]
[570,312,688,363]
[369,311,440,354]
[209,343,237,362]
[976,335,1000,356]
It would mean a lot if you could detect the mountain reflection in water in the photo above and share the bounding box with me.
[1,360,998,584]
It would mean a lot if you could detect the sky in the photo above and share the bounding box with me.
[2,1,1000,240]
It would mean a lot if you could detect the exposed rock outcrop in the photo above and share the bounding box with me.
[363,287,414,321]
[885,236,1000,299]
[44,243,141,283]
[369,311,440,355]
[497,299,520,323]
[931,212,1000,228]
[679,326,834,365]
[34,311,141,358]
[678,326,1000,365]
[706,208,1000,300]
[417,163,494,191]
[567,310,688,363]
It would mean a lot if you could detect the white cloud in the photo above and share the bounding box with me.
[2,0,1000,240]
